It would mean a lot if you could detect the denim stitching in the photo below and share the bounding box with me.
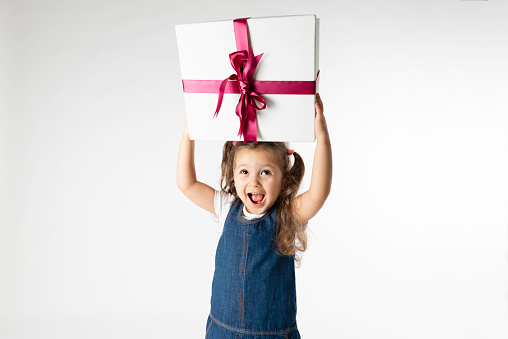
[210,313,298,335]
[205,315,212,338]
[239,214,249,338]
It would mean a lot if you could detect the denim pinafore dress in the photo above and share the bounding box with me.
[205,200,301,338]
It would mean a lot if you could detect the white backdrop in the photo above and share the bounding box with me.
[1,0,508,338]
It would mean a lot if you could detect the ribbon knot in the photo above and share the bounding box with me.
[239,80,249,94]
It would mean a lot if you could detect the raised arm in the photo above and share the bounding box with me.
[176,121,216,215]
[294,93,332,224]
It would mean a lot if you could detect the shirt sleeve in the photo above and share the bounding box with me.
[213,190,236,233]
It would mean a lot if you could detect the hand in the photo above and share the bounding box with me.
[314,93,329,141]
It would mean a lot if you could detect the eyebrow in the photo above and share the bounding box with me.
[236,164,276,169]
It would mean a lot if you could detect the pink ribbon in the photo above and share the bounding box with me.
[182,18,317,143]
[214,18,265,142]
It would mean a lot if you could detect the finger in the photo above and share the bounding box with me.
[315,94,323,113]
[315,101,323,116]
[316,93,323,106]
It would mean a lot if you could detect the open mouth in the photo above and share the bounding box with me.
[248,193,265,206]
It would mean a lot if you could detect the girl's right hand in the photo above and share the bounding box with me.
[177,120,216,216]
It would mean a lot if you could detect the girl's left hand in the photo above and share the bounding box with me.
[315,93,329,140]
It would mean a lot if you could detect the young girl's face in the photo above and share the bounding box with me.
[233,148,283,214]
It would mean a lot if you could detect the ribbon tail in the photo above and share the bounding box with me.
[243,106,258,143]
[235,94,247,137]
[214,74,237,118]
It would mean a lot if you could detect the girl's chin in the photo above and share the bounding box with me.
[243,198,274,214]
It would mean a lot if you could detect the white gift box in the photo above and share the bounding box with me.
[175,15,320,142]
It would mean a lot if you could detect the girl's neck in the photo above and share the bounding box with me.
[242,205,266,220]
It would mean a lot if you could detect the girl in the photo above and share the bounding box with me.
[177,94,332,338]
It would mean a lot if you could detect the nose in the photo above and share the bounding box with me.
[248,174,261,186]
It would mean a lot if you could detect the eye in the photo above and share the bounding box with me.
[261,170,271,175]
[240,169,248,175]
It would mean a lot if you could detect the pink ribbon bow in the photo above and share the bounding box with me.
[214,19,265,143]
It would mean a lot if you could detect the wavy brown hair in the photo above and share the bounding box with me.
[220,141,307,267]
